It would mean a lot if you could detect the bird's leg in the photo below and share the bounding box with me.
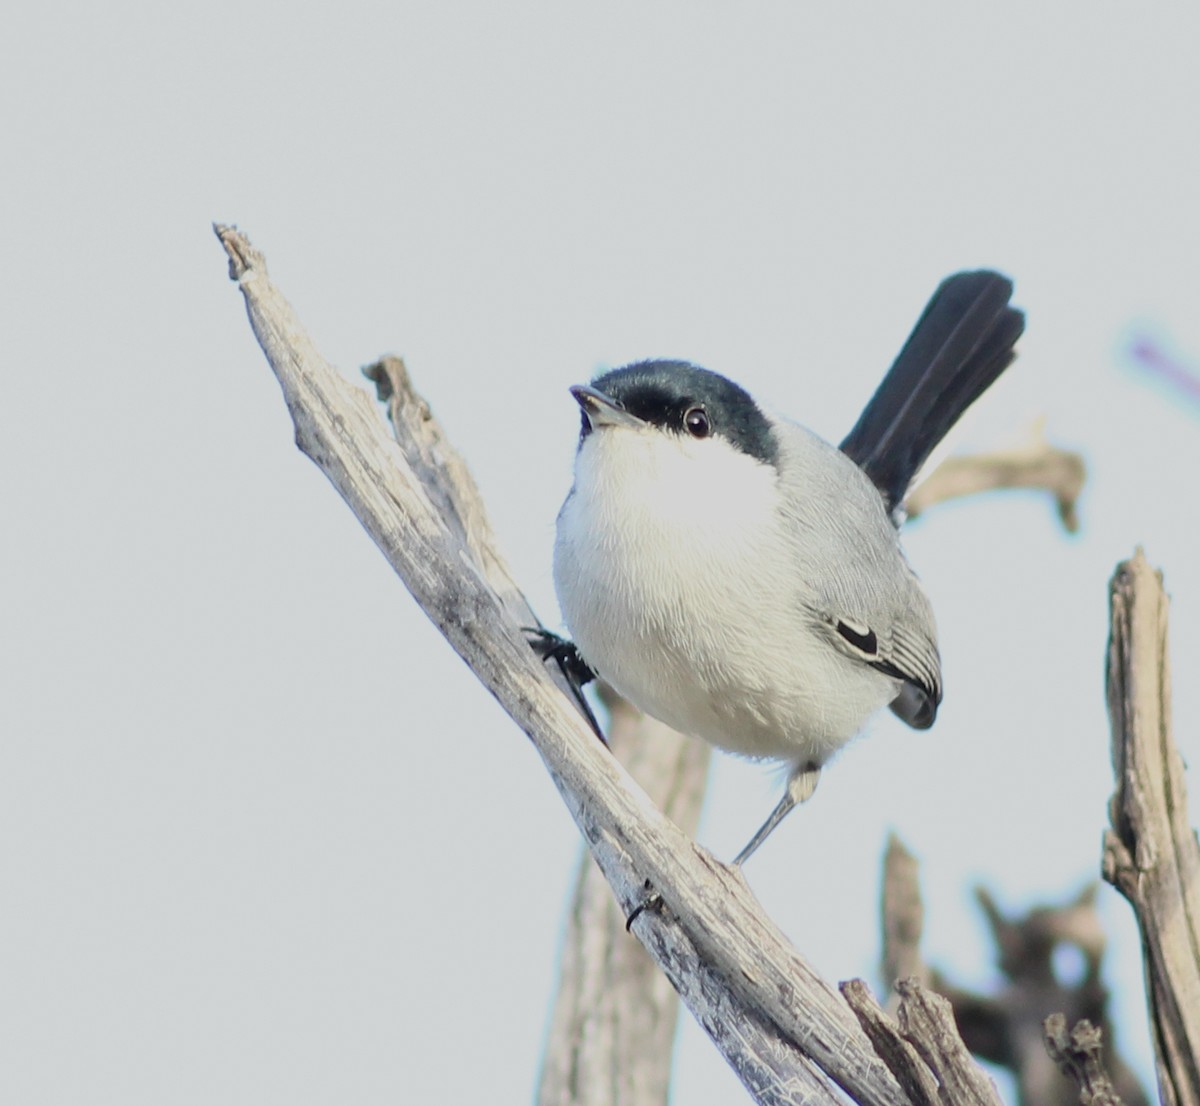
[731,762,822,866]
[524,628,604,741]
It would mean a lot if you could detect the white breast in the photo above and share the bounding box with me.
[554,423,896,767]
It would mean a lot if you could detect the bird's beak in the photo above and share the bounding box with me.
[570,385,646,430]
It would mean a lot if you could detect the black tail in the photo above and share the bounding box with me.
[839,271,1025,515]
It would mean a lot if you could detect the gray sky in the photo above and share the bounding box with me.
[3,4,1199,1103]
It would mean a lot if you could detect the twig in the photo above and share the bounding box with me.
[905,434,1086,532]
[1044,1015,1124,1106]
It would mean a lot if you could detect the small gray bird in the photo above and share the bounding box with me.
[550,272,1025,863]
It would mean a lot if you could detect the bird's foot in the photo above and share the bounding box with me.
[525,628,597,685]
[523,627,604,741]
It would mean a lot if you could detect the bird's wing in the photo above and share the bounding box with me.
[776,423,944,730]
[820,610,942,730]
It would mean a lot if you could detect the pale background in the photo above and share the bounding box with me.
[3,4,1199,1103]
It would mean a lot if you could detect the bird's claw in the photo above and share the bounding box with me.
[625,878,662,931]
[524,628,597,686]
[523,627,605,741]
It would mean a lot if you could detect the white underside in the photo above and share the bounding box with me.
[554,423,899,769]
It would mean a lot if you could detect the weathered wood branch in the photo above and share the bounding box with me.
[905,433,1086,532]
[1103,552,1200,1106]
[216,223,935,1106]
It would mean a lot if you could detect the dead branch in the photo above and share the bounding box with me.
[216,223,928,1106]
[1103,551,1200,1106]
[905,434,1086,532]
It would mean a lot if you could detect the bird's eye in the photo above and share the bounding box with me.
[684,406,710,438]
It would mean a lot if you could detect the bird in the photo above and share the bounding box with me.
[547,271,1025,864]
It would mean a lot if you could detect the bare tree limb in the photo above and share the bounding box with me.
[1103,551,1200,1106]
[878,835,1149,1106]
[905,433,1086,532]
[361,355,534,618]
[215,223,921,1106]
